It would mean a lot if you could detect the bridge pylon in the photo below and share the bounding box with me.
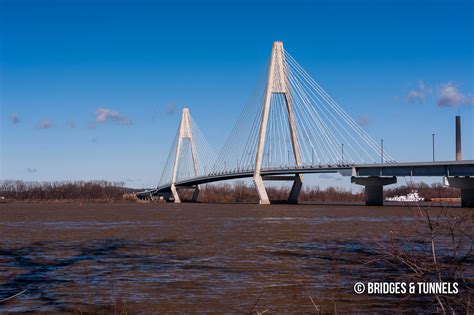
[254,41,303,204]
[170,108,200,203]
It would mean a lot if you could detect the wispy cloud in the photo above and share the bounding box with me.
[94,107,131,125]
[407,80,427,104]
[87,122,97,129]
[165,103,177,115]
[437,82,474,107]
[357,115,369,126]
[9,113,20,124]
[26,168,38,173]
[36,119,53,129]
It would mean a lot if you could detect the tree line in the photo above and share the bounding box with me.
[194,182,363,203]
[178,181,459,203]
[0,180,132,201]
[1,179,459,202]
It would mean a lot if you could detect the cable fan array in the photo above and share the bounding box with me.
[158,113,217,187]
[159,45,395,186]
[210,47,394,175]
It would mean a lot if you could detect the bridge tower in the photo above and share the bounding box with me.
[170,108,200,203]
[254,41,303,204]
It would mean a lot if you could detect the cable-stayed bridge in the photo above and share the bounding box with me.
[140,41,474,207]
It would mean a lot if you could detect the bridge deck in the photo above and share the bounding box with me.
[138,160,474,196]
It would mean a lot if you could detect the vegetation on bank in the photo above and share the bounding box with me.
[178,182,364,203]
[177,181,459,203]
[368,207,473,313]
[0,179,460,202]
[0,180,132,202]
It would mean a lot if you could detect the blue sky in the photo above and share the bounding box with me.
[1,0,473,189]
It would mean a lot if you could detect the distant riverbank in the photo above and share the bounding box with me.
[1,180,460,203]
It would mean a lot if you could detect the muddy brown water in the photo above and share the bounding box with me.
[0,202,471,313]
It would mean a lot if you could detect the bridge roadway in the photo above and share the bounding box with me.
[140,160,474,207]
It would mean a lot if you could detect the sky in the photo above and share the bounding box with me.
[1,0,473,190]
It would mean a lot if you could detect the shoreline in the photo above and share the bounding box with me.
[0,200,465,208]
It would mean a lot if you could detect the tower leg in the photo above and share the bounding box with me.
[253,175,270,205]
[288,175,303,204]
[170,184,181,203]
[191,185,200,202]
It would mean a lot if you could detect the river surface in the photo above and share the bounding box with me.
[0,202,471,313]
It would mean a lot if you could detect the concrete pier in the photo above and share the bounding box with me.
[351,176,397,206]
[256,174,303,204]
[171,185,200,203]
[288,175,303,204]
[445,177,474,208]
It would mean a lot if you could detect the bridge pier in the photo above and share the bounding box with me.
[445,177,474,208]
[191,185,200,202]
[288,175,303,204]
[170,184,200,203]
[254,174,303,204]
[351,176,397,206]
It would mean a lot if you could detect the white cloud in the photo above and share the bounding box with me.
[87,122,97,129]
[9,113,20,124]
[165,103,177,115]
[407,81,427,104]
[94,107,131,125]
[37,119,53,129]
[26,168,38,173]
[357,115,369,126]
[437,82,474,107]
